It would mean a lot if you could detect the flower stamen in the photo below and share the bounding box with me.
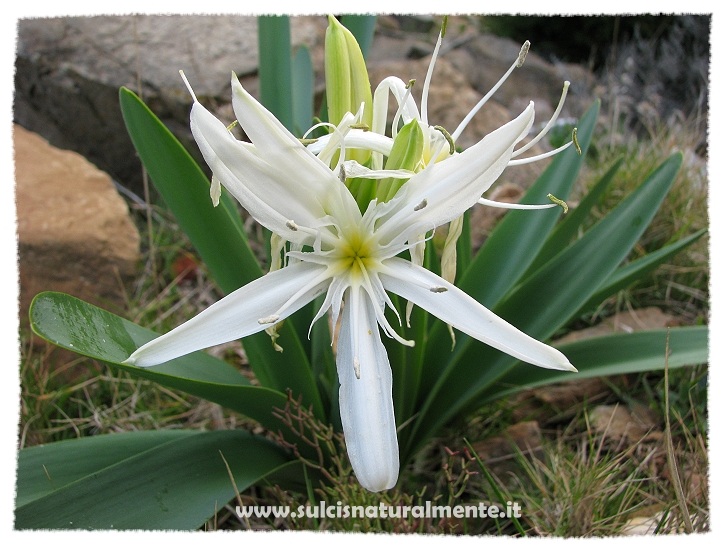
[512,81,571,158]
[258,315,280,325]
[451,40,531,142]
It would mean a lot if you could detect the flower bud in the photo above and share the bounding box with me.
[377,119,425,202]
[325,15,373,130]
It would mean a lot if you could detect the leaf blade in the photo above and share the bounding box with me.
[16,430,295,530]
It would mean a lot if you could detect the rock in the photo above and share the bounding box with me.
[15,124,140,327]
[589,403,663,446]
[15,15,327,194]
[448,31,595,119]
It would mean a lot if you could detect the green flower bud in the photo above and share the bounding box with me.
[325,15,372,128]
[377,119,425,202]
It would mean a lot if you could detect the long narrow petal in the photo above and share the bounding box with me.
[191,102,330,243]
[376,104,535,245]
[336,287,399,491]
[126,262,330,367]
[372,76,421,135]
[229,75,361,226]
[380,258,576,371]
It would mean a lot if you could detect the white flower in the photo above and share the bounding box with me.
[126,72,576,492]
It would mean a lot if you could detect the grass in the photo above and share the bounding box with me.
[16,57,709,535]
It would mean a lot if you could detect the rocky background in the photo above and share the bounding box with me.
[13,14,707,329]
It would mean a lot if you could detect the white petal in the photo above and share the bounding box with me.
[341,160,415,180]
[191,102,329,243]
[376,104,535,245]
[380,258,576,372]
[336,287,399,491]
[229,76,361,225]
[126,262,330,367]
[372,76,421,135]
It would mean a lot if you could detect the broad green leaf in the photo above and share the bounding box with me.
[495,153,682,339]
[416,101,600,398]
[119,87,250,296]
[410,102,599,439]
[119,87,323,418]
[16,431,191,508]
[483,326,708,401]
[30,292,291,434]
[16,430,294,530]
[421,154,680,443]
[258,15,294,132]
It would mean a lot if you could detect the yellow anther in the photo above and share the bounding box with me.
[547,193,569,214]
[572,128,582,155]
[433,125,455,155]
[517,41,530,68]
[414,198,428,211]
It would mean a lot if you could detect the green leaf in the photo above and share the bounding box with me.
[119,87,249,296]
[411,102,599,433]
[530,157,622,271]
[16,430,295,529]
[119,87,324,419]
[416,102,600,398]
[30,292,292,433]
[258,15,294,132]
[404,113,686,461]
[580,229,707,314]
[483,326,708,401]
[462,100,601,309]
[496,153,682,340]
[292,46,314,137]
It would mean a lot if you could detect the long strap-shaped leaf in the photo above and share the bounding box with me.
[258,15,294,132]
[580,229,707,314]
[403,102,599,453]
[482,326,708,402]
[30,292,292,435]
[462,101,601,309]
[529,157,623,271]
[119,87,323,419]
[16,430,295,529]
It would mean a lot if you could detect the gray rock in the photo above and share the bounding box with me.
[15,15,326,194]
[15,14,594,201]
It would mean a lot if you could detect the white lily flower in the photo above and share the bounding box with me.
[126,72,576,492]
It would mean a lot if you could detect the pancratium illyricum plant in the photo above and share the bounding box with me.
[125,16,577,492]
